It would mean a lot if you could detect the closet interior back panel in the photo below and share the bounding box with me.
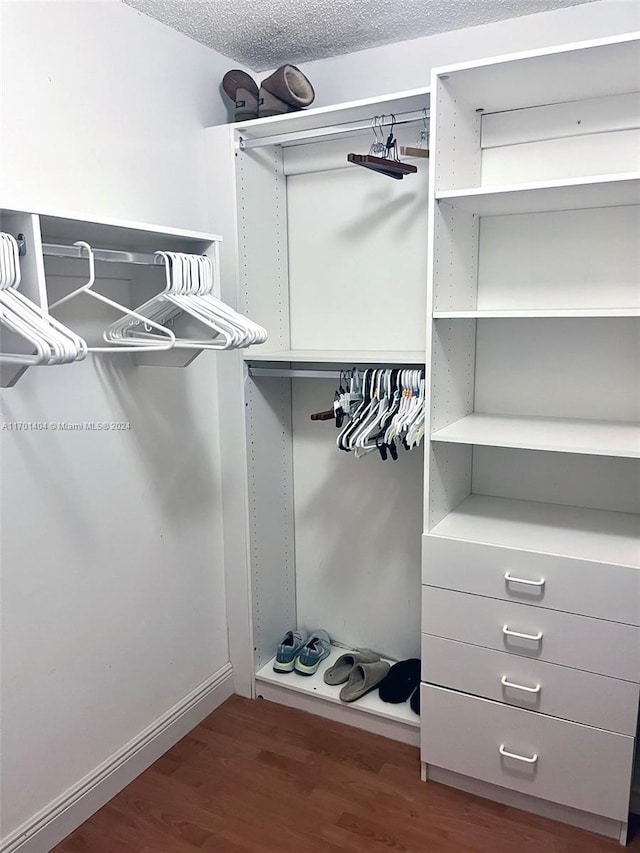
[291,378,423,659]
[285,136,429,351]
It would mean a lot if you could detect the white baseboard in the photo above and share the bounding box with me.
[1,663,234,853]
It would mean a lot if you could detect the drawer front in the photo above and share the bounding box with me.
[421,634,640,735]
[420,685,635,821]
[421,586,640,682]
[422,535,640,626]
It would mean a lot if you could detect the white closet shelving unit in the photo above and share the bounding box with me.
[420,33,640,844]
[0,206,222,386]
[209,89,430,745]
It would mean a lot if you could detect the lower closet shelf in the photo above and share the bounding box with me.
[255,646,420,736]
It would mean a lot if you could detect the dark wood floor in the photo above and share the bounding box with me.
[54,695,638,852]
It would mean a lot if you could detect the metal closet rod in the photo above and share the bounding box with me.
[238,108,430,151]
[249,367,343,379]
[248,365,423,379]
[42,243,163,266]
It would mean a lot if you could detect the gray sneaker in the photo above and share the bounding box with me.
[273,629,307,673]
[294,629,331,676]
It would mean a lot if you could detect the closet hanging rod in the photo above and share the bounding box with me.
[42,243,163,266]
[248,367,343,379]
[238,108,430,151]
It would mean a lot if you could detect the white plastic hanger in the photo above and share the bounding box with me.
[49,242,176,352]
[106,250,267,350]
[0,233,87,365]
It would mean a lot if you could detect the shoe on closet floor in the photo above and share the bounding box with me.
[410,685,420,715]
[273,629,308,672]
[339,660,390,702]
[294,629,331,675]
[323,649,380,685]
[378,658,421,704]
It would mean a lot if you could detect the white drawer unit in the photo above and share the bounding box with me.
[420,685,635,822]
[421,634,640,735]
[422,535,640,626]
[421,586,640,682]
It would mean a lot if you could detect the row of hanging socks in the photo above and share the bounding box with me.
[347,110,429,180]
[311,368,426,460]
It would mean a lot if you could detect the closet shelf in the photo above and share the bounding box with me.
[431,413,640,458]
[243,349,425,365]
[232,87,430,147]
[429,494,640,568]
[433,308,640,319]
[255,646,420,730]
[435,173,640,216]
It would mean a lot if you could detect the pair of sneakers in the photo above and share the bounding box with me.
[222,65,315,122]
[273,628,330,676]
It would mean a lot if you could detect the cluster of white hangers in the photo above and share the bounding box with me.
[0,235,267,366]
[106,249,267,350]
[0,233,87,364]
[334,368,425,460]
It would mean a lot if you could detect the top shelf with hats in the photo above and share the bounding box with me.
[232,86,430,148]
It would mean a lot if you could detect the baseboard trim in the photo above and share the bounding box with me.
[1,663,234,853]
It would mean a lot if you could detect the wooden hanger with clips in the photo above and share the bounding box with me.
[347,114,417,180]
[400,108,429,159]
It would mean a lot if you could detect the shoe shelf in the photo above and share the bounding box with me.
[435,173,640,216]
[255,645,420,738]
[431,413,640,458]
[429,494,640,568]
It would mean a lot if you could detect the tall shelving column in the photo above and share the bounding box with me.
[209,89,431,744]
[421,34,640,844]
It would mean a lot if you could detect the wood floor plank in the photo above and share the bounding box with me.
[53,696,639,853]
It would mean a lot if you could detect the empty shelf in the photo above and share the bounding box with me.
[433,308,640,319]
[431,413,640,457]
[430,494,640,567]
[244,349,425,365]
[436,173,640,216]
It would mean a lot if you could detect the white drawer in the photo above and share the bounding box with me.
[420,685,635,821]
[421,634,640,735]
[422,535,640,626]
[421,586,640,682]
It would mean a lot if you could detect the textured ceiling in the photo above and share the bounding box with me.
[122,0,596,71]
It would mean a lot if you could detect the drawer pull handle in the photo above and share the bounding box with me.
[503,625,543,642]
[501,675,541,694]
[499,744,538,764]
[505,572,545,588]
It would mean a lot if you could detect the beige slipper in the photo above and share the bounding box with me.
[339,661,390,703]
[323,650,381,686]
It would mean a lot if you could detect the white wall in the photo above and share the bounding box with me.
[294,0,639,106]
[0,0,242,229]
[0,0,242,845]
